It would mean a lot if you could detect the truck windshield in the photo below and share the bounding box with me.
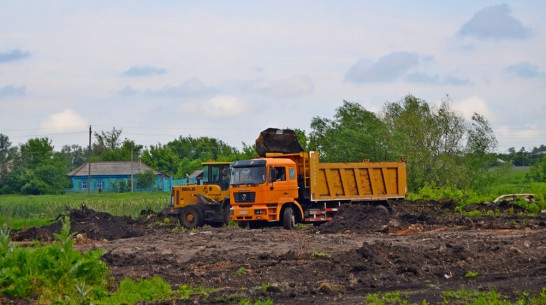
[231,165,266,186]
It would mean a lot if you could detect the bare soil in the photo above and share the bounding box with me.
[11,200,546,304]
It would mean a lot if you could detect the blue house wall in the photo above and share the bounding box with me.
[68,174,171,193]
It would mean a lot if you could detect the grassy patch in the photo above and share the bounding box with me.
[407,166,545,212]
[0,218,217,304]
[0,192,168,228]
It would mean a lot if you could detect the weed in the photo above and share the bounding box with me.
[365,291,408,304]
[235,267,247,276]
[294,223,305,229]
[312,249,331,259]
[465,271,479,278]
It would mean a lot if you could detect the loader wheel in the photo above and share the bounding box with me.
[283,206,295,230]
[179,206,205,229]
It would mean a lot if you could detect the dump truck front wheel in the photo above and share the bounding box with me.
[179,206,205,229]
[283,206,295,230]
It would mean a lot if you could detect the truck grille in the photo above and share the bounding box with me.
[234,192,255,203]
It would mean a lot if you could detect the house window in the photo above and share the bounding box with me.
[82,181,87,189]
[97,181,102,189]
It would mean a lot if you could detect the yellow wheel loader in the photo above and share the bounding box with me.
[165,162,231,228]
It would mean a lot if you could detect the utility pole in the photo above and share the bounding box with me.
[88,125,91,196]
[130,144,134,192]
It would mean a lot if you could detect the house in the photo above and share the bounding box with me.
[67,161,171,193]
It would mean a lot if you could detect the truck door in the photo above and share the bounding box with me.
[268,166,297,204]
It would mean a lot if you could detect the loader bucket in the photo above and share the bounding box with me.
[255,128,304,157]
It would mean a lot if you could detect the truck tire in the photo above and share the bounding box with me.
[179,205,205,229]
[283,206,295,230]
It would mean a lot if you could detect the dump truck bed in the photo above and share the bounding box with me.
[308,151,406,201]
[267,151,406,202]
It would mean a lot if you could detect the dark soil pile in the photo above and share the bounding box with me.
[12,206,157,242]
[318,200,545,234]
[317,203,391,233]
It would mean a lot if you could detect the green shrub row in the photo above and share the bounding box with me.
[0,217,212,304]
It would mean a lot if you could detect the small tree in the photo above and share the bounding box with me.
[527,155,546,182]
[135,170,156,191]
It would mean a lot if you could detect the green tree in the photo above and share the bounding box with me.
[527,155,546,182]
[381,95,473,191]
[142,136,241,177]
[0,134,16,193]
[92,128,143,161]
[141,143,181,177]
[58,144,88,172]
[464,113,498,190]
[309,100,390,162]
[4,138,70,194]
[135,170,156,190]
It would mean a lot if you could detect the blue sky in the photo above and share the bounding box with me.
[1,1,545,153]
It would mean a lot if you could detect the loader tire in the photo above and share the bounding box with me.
[283,206,295,230]
[179,205,205,229]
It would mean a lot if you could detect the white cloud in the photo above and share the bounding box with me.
[177,95,248,119]
[203,96,248,119]
[453,96,493,122]
[39,109,89,133]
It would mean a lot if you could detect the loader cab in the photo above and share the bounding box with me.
[201,162,231,191]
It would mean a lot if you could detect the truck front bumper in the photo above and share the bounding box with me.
[231,204,278,221]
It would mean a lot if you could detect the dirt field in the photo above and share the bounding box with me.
[12,200,546,304]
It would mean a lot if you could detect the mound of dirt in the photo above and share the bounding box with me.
[317,204,391,234]
[12,206,156,242]
[317,200,545,234]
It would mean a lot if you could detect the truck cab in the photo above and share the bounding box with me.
[230,158,302,229]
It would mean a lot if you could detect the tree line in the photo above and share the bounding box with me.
[1,94,544,195]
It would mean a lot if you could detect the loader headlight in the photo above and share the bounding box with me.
[255,209,264,215]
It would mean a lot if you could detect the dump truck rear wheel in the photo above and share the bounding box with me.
[179,206,204,229]
[283,206,295,230]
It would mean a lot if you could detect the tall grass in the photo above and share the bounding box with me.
[0,192,169,229]
[407,166,545,210]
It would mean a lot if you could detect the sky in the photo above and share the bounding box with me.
[1,1,545,153]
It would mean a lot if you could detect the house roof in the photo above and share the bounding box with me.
[67,161,167,177]
[188,169,203,179]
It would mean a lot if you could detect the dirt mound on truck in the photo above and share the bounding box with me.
[12,206,160,242]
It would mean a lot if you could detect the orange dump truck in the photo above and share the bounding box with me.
[230,129,407,229]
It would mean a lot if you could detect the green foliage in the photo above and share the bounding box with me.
[1,137,71,195]
[142,135,241,177]
[135,169,156,190]
[407,184,490,205]
[96,277,172,304]
[365,291,410,304]
[465,271,479,278]
[235,267,248,276]
[443,289,513,305]
[309,100,390,162]
[527,155,546,182]
[312,250,331,259]
[0,192,168,229]
[0,217,108,302]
